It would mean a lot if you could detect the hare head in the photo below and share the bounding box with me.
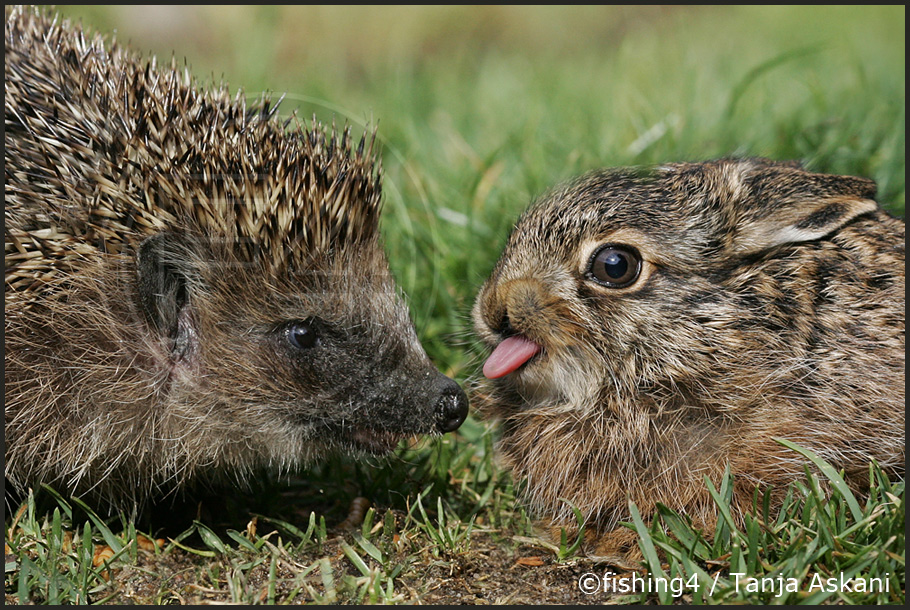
[473,157,904,556]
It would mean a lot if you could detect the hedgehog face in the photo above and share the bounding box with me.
[136,233,467,460]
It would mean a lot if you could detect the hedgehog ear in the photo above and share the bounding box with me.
[136,233,197,359]
[731,163,879,256]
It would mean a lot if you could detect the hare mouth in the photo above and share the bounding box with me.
[483,335,543,379]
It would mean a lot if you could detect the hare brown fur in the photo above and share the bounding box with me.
[473,157,904,558]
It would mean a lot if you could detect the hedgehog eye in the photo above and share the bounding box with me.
[587,244,642,288]
[286,320,319,350]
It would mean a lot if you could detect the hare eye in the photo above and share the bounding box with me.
[587,244,642,288]
[286,320,319,350]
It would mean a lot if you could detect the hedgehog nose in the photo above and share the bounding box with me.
[434,374,469,433]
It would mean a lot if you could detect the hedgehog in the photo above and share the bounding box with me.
[4,6,468,510]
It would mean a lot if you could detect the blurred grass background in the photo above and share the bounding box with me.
[50,6,905,378]
[8,6,904,603]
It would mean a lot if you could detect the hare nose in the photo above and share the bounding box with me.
[498,278,548,331]
[494,313,514,336]
[479,278,547,340]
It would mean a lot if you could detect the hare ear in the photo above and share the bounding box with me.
[731,163,879,256]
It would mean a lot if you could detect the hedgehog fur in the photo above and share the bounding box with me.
[4,6,468,509]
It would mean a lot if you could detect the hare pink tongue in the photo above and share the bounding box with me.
[483,335,542,379]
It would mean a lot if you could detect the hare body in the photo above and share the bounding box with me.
[473,158,904,556]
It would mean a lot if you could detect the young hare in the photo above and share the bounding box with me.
[473,157,904,557]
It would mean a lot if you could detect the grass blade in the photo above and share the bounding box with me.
[775,438,864,522]
[628,501,672,604]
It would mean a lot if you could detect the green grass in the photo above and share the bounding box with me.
[628,446,904,604]
[7,5,906,604]
[6,442,904,604]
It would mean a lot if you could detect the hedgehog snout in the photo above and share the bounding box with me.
[433,373,469,433]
